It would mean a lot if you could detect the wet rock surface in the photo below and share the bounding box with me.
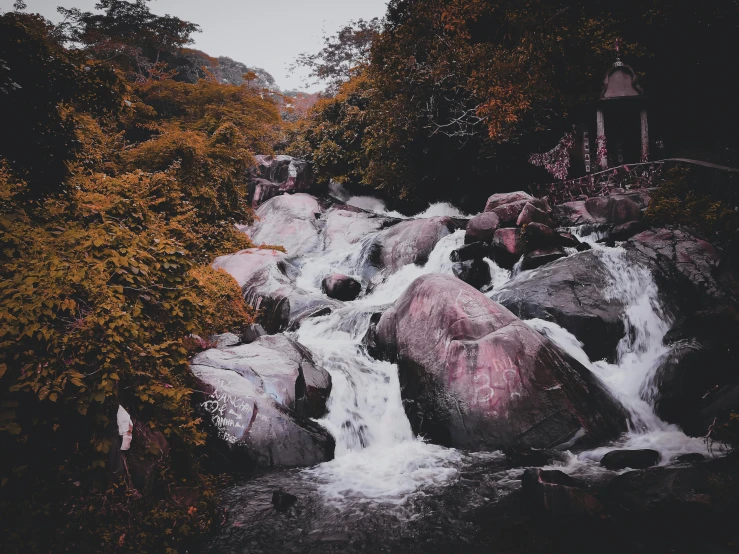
[493,251,626,361]
[648,307,739,435]
[626,226,727,304]
[599,449,660,470]
[465,211,500,244]
[371,274,626,450]
[191,334,334,468]
[321,273,362,301]
[361,216,460,278]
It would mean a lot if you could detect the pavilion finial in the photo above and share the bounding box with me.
[613,38,623,66]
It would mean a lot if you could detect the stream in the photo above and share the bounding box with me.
[199,198,710,553]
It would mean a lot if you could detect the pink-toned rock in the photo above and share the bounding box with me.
[517,202,555,227]
[249,178,281,208]
[249,155,315,193]
[627,227,726,302]
[551,201,598,226]
[491,228,524,269]
[584,196,642,225]
[465,212,500,244]
[212,248,287,287]
[243,194,324,256]
[370,274,626,450]
[484,191,536,212]
[363,216,460,277]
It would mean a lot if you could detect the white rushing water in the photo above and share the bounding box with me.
[526,245,708,472]
[284,198,707,506]
[294,221,473,508]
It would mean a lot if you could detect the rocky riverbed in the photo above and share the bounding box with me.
[190,156,739,553]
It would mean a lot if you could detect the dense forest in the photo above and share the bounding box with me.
[1,0,738,552]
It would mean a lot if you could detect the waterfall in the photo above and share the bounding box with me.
[294,221,470,506]
[525,245,708,467]
[276,198,706,503]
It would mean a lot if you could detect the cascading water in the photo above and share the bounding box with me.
[521,245,708,468]
[202,198,719,553]
[293,228,470,506]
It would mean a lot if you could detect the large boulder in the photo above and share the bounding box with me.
[191,334,334,467]
[484,191,538,212]
[625,227,726,304]
[517,202,555,228]
[490,199,549,228]
[212,247,342,333]
[193,334,331,417]
[242,261,342,333]
[249,155,315,194]
[322,203,398,252]
[193,365,334,468]
[552,195,642,227]
[584,196,642,225]
[647,307,739,436]
[370,274,626,450]
[360,216,460,278]
[212,248,287,287]
[465,212,500,244]
[240,194,324,257]
[492,251,626,361]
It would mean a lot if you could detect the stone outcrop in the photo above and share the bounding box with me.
[191,334,334,467]
[361,216,460,278]
[647,307,739,436]
[552,195,642,227]
[240,194,325,257]
[212,247,342,333]
[370,274,626,450]
[465,212,500,244]
[625,227,726,304]
[493,251,626,361]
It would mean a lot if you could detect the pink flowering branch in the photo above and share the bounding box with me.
[529,132,574,180]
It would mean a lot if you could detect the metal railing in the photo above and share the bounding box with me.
[531,158,739,205]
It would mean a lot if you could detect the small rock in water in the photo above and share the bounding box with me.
[452,259,492,289]
[321,273,362,301]
[272,490,298,512]
[600,449,660,470]
[575,242,592,252]
[521,468,603,518]
[450,241,489,262]
[675,453,705,464]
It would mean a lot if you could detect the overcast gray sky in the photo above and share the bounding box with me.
[8,0,389,91]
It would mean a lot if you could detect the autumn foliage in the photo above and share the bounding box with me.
[0,6,278,551]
